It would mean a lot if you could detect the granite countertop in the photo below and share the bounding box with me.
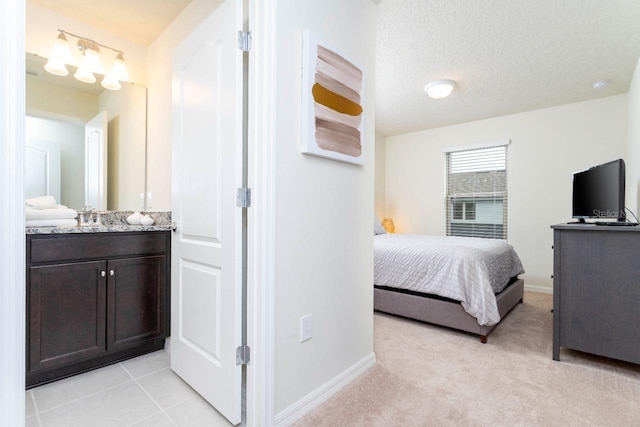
[26,211,172,235]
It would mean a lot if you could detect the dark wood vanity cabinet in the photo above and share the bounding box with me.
[28,261,108,376]
[26,231,170,388]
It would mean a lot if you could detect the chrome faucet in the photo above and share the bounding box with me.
[79,206,101,226]
[78,206,90,226]
[91,209,101,226]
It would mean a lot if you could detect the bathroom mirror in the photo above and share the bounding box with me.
[25,52,147,211]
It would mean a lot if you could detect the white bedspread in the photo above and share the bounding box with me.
[374,234,525,326]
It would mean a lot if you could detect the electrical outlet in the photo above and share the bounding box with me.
[300,314,312,342]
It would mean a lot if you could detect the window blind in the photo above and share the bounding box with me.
[445,145,507,239]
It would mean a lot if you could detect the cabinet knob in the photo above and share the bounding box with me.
[100,271,106,277]
[109,270,115,276]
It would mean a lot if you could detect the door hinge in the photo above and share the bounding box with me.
[236,188,252,208]
[238,31,252,52]
[236,345,250,365]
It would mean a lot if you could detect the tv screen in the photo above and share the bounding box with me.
[572,159,625,222]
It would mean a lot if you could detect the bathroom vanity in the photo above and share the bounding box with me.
[26,226,171,388]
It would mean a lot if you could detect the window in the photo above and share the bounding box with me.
[452,200,476,221]
[445,144,508,239]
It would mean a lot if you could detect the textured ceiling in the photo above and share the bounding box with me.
[27,0,192,45]
[376,0,640,136]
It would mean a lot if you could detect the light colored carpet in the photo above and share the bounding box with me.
[294,292,640,426]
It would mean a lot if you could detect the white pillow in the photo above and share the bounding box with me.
[374,215,387,235]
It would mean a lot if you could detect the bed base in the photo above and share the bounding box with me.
[374,278,524,343]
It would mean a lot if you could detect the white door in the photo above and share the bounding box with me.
[25,140,61,201]
[85,111,108,210]
[171,0,243,424]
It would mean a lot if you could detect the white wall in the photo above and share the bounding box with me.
[385,95,628,291]
[272,0,376,419]
[145,0,224,211]
[374,133,386,219]
[627,56,640,217]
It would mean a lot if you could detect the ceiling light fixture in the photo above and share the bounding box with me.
[592,79,610,90]
[44,29,130,91]
[424,79,457,99]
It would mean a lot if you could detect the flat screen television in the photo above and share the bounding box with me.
[572,159,626,223]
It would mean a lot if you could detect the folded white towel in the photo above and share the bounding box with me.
[26,196,57,210]
[26,219,78,228]
[26,207,78,220]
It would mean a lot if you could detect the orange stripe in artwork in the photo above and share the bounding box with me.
[312,83,363,116]
[316,71,361,104]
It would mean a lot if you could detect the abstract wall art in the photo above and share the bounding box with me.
[301,30,364,165]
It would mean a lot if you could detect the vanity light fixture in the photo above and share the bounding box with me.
[44,29,130,90]
[424,79,457,99]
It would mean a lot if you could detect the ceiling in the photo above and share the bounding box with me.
[28,0,192,45]
[376,0,640,136]
[29,0,640,137]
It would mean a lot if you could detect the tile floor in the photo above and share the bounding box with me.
[25,350,233,427]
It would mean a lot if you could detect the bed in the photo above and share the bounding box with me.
[373,232,525,343]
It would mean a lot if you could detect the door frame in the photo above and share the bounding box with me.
[0,0,26,424]
[1,1,281,425]
[245,0,277,424]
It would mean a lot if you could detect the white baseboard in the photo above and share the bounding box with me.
[524,284,553,294]
[275,352,377,426]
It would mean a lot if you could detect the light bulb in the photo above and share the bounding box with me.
[81,46,103,74]
[110,53,130,82]
[44,57,68,76]
[101,74,121,90]
[74,67,96,84]
[49,32,73,62]
[44,31,73,76]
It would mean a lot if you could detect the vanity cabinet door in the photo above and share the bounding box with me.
[106,255,167,352]
[28,261,107,374]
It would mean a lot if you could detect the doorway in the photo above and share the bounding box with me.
[2,0,277,425]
